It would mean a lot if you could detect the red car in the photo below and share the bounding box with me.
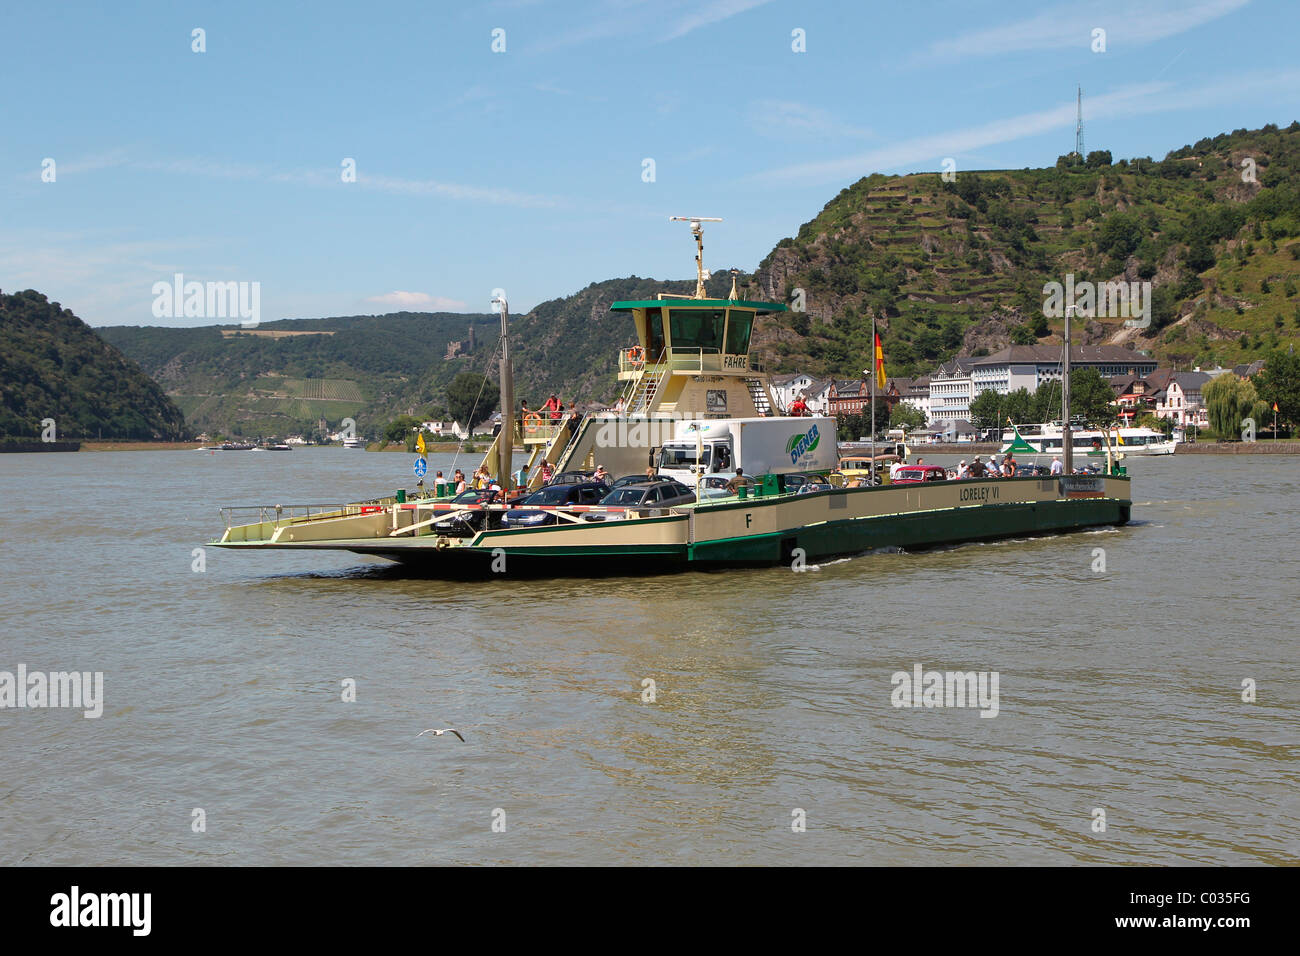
[891,466,948,484]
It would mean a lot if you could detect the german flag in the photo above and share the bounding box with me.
[874,332,886,390]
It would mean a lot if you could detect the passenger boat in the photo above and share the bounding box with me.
[212,220,1132,573]
[1001,422,1176,457]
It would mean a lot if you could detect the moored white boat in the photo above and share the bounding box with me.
[1001,422,1176,457]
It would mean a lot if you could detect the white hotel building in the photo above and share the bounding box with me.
[928,358,975,424]
[928,346,1157,423]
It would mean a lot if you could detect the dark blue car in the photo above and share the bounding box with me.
[500,482,609,528]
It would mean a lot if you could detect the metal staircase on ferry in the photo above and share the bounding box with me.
[623,363,669,416]
[745,377,776,416]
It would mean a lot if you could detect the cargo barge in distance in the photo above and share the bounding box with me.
[213,220,1132,573]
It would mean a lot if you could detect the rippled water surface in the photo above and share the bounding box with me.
[1,448,1296,865]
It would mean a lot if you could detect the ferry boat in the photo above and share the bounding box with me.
[1001,422,1176,457]
[212,220,1132,573]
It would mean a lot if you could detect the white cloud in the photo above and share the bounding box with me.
[535,0,773,51]
[23,152,562,209]
[749,100,874,141]
[661,0,775,42]
[366,291,468,310]
[922,0,1249,62]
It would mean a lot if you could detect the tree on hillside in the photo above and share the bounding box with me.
[1253,350,1300,426]
[446,373,500,430]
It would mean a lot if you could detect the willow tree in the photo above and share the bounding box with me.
[1203,374,1267,439]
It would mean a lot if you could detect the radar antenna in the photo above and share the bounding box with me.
[670,216,723,298]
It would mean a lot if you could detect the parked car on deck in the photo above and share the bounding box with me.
[428,487,526,537]
[550,470,607,487]
[582,481,696,521]
[500,482,609,528]
[891,465,949,484]
[696,474,737,499]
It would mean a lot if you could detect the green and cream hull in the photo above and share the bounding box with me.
[214,475,1131,573]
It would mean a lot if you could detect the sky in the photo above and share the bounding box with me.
[3,0,1299,327]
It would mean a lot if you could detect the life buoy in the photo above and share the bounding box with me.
[628,345,644,364]
[523,412,542,436]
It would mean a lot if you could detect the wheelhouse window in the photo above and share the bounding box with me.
[644,307,666,362]
[724,309,754,355]
[668,308,725,353]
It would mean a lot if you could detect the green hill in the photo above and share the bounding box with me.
[99,274,745,438]
[98,120,1300,437]
[0,290,186,441]
[98,312,500,438]
[741,120,1300,378]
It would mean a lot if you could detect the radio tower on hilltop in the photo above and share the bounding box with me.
[1075,86,1085,160]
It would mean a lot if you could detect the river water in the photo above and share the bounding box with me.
[1,448,1295,865]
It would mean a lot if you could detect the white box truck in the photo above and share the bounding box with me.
[654,417,838,484]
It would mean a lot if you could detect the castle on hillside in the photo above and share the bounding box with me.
[444,324,477,360]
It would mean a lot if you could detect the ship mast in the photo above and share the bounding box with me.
[493,292,513,489]
[870,312,877,476]
[670,216,722,298]
[1062,304,1073,475]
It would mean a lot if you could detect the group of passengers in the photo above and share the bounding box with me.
[881,452,1069,482]
[520,395,567,426]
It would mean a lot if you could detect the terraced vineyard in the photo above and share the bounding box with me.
[744,122,1300,379]
[279,378,364,402]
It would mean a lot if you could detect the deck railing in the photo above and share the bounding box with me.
[220,502,382,529]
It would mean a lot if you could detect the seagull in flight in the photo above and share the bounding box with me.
[417,728,465,742]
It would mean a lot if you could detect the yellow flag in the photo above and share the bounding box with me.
[416,431,426,455]
[874,333,886,390]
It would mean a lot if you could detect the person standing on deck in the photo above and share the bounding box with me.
[1050,456,1064,476]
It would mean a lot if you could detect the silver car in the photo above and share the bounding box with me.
[582,481,696,521]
